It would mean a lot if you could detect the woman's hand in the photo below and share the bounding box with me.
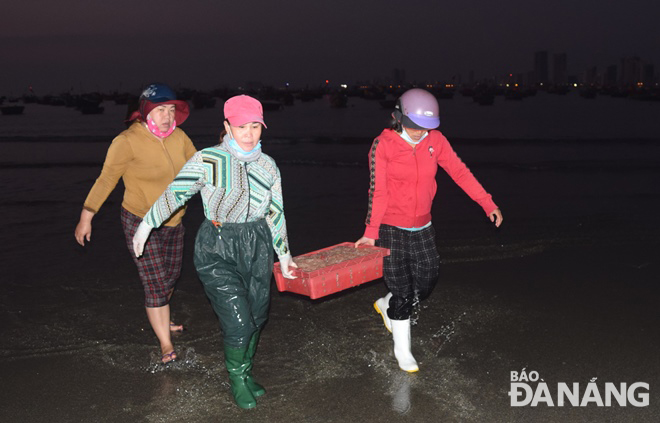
[74,209,95,246]
[279,254,298,279]
[489,208,503,228]
[355,237,375,247]
[132,221,154,257]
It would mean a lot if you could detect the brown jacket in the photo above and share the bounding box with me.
[84,121,197,226]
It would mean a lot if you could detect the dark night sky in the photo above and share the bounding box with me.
[2,0,659,94]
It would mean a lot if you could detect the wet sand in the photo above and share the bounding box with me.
[1,140,659,422]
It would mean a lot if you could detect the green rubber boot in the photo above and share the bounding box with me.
[224,346,257,409]
[245,331,266,397]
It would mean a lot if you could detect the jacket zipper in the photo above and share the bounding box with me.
[244,162,250,222]
[413,146,418,225]
[158,139,175,178]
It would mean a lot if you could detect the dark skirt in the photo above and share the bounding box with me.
[121,207,184,307]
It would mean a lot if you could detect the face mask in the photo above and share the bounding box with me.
[147,118,176,138]
[400,128,428,145]
[228,138,262,155]
[227,127,262,155]
[223,129,262,163]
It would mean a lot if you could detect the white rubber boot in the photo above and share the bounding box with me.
[373,292,393,333]
[391,319,419,373]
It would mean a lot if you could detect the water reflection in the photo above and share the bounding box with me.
[388,371,414,414]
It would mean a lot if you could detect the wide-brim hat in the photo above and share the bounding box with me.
[139,99,190,125]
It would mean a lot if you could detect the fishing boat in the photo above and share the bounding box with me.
[0,105,25,115]
[378,99,395,109]
[261,100,284,111]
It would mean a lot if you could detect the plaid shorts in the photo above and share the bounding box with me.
[376,224,440,320]
[121,207,185,308]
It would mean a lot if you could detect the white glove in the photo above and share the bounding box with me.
[279,254,298,279]
[132,221,153,258]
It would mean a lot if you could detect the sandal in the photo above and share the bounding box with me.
[169,322,184,332]
[161,351,177,364]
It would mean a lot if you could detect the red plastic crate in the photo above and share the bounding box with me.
[273,242,390,299]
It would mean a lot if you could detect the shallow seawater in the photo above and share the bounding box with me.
[1,95,659,422]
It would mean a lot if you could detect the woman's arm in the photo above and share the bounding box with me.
[143,151,207,228]
[133,152,207,257]
[74,208,95,246]
[436,135,498,215]
[364,138,389,239]
[75,135,133,246]
[266,167,290,257]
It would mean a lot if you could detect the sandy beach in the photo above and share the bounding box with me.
[1,94,659,422]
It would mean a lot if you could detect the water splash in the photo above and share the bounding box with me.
[145,348,207,374]
[409,293,422,326]
[363,349,392,375]
[432,316,460,355]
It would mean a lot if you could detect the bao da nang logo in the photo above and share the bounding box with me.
[508,369,649,407]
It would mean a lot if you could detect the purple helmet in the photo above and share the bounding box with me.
[395,88,440,130]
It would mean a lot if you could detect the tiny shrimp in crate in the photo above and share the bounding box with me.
[273,242,390,299]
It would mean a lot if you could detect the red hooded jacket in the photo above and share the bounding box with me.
[363,129,498,239]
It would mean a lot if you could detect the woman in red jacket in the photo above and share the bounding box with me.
[355,88,503,372]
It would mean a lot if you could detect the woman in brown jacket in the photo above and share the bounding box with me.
[74,83,196,364]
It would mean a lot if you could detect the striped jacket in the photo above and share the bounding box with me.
[364,129,497,240]
[144,142,290,257]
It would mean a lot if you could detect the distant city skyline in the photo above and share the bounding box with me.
[474,51,658,88]
[3,49,657,97]
[2,1,659,94]
[6,50,656,96]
